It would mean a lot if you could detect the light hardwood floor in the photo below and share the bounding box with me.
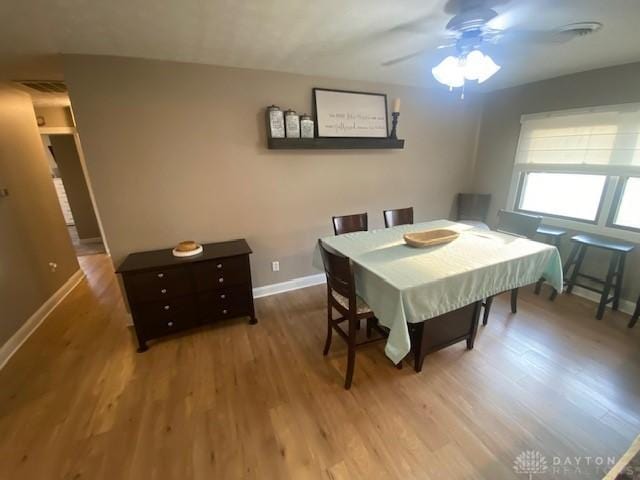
[1,253,640,479]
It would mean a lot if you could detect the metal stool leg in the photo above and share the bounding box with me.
[597,252,619,320]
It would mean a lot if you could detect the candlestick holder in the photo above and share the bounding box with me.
[389,112,400,139]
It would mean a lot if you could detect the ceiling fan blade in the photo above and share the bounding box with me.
[444,0,510,16]
[381,49,430,67]
[388,13,441,34]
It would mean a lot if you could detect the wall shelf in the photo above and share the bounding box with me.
[267,137,405,150]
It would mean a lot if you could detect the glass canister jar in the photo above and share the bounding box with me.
[266,105,285,138]
[284,109,300,138]
[300,114,314,138]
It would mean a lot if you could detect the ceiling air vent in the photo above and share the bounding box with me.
[557,22,603,37]
[17,80,68,94]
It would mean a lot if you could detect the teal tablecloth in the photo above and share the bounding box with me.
[313,220,563,364]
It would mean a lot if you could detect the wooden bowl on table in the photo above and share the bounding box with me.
[403,229,459,248]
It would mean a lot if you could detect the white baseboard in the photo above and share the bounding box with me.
[78,236,102,244]
[0,269,85,370]
[253,273,325,299]
[567,286,636,316]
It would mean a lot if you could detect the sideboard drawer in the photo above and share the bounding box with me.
[134,296,196,322]
[198,287,250,309]
[140,315,198,340]
[193,256,250,291]
[126,267,191,303]
[135,296,197,339]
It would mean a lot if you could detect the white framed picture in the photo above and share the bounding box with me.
[313,88,389,138]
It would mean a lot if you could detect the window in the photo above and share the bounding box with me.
[517,172,607,222]
[508,103,640,240]
[609,177,640,231]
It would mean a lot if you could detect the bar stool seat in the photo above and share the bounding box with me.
[537,225,567,241]
[535,225,567,296]
[558,233,635,320]
[571,234,635,253]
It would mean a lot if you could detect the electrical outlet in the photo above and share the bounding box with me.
[272,261,280,272]
[48,262,58,273]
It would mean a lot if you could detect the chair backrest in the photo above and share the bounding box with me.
[332,213,368,235]
[457,193,491,222]
[318,240,356,302]
[496,210,542,239]
[383,207,414,228]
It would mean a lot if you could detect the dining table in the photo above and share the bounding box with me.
[313,219,564,371]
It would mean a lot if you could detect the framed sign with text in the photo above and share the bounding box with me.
[313,88,389,138]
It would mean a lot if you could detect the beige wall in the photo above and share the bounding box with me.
[0,85,79,345]
[64,55,482,287]
[34,106,74,128]
[50,134,101,240]
[472,62,640,303]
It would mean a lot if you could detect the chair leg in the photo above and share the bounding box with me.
[510,288,519,314]
[628,296,640,328]
[597,253,619,320]
[344,318,357,389]
[534,278,544,295]
[323,307,333,356]
[366,317,374,338]
[482,296,494,326]
[566,245,586,295]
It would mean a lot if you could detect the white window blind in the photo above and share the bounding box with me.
[515,104,640,167]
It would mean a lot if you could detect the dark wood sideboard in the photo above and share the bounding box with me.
[117,239,256,352]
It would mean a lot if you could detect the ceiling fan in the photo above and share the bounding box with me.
[382,0,602,90]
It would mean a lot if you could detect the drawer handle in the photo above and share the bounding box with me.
[161,288,167,294]
[217,263,223,269]
[220,294,226,299]
[163,305,170,311]
[167,321,174,327]
[157,273,164,278]
[218,278,224,283]
[222,309,228,315]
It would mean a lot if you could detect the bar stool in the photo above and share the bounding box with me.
[559,234,635,320]
[534,225,567,295]
[629,295,640,328]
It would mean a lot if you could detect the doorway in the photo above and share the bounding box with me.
[42,132,106,257]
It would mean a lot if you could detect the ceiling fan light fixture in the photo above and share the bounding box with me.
[460,49,486,80]
[474,52,501,83]
[432,56,465,88]
[431,49,500,89]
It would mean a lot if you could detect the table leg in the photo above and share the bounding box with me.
[412,323,426,373]
[466,301,482,350]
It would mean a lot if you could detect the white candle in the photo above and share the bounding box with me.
[392,98,401,113]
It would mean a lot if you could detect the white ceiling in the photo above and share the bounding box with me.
[1,0,640,91]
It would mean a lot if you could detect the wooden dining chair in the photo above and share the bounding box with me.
[318,240,387,389]
[332,213,368,235]
[483,210,543,325]
[383,207,414,228]
[457,193,491,226]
